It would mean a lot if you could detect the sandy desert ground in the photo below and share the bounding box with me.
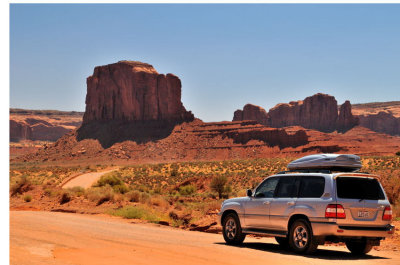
[10,211,400,265]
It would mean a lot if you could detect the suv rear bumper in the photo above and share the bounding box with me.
[311,222,395,238]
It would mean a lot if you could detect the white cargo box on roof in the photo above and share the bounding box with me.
[287,154,362,172]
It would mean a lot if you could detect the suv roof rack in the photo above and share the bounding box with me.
[277,169,332,174]
[277,169,369,175]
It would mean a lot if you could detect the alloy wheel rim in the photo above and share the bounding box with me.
[293,225,308,248]
[225,218,237,239]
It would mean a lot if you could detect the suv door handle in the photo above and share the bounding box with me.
[263,201,270,205]
[287,202,295,206]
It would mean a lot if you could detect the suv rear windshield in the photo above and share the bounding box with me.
[336,177,385,200]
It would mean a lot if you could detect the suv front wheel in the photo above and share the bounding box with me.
[288,219,318,254]
[222,213,246,245]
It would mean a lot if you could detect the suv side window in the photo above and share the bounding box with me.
[275,177,299,198]
[254,177,279,198]
[298,176,325,198]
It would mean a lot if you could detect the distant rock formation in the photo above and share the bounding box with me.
[10,118,72,142]
[233,104,269,125]
[10,120,32,141]
[233,93,359,133]
[83,61,194,124]
[358,112,400,136]
[78,61,195,147]
[337,101,359,133]
[225,127,308,148]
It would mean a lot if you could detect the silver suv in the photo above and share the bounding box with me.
[219,171,394,255]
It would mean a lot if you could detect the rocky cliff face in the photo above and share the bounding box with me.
[358,112,400,136]
[233,104,269,125]
[233,94,359,133]
[83,61,194,124]
[10,120,32,141]
[337,101,359,133]
[268,93,340,132]
[10,109,82,142]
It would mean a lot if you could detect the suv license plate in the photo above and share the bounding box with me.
[358,211,369,218]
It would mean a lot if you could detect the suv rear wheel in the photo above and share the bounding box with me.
[222,213,246,245]
[345,240,373,255]
[288,219,318,254]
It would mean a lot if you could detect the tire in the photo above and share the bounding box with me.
[288,219,318,254]
[275,236,289,249]
[222,213,246,245]
[345,241,373,255]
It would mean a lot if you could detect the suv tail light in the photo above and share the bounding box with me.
[383,206,392,221]
[325,204,346,219]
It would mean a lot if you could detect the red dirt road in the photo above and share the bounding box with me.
[62,169,117,189]
[10,211,400,265]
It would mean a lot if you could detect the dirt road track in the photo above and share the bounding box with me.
[10,211,400,265]
[62,169,116,189]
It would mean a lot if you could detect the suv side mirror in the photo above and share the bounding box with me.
[247,189,253,197]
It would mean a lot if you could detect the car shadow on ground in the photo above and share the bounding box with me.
[214,242,389,260]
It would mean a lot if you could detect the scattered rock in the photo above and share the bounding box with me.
[158,221,169,226]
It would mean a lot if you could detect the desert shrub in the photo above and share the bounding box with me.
[23,194,32,202]
[139,192,151,204]
[86,186,114,205]
[168,210,179,221]
[152,186,163,195]
[113,184,130,194]
[59,191,72,204]
[201,200,221,214]
[110,205,161,223]
[42,178,56,186]
[179,184,196,196]
[95,173,123,187]
[210,175,231,199]
[150,195,169,208]
[44,188,57,197]
[94,173,129,194]
[125,190,141,202]
[10,176,32,196]
[168,210,184,227]
[67,186,85,197]
[113,193,125,203]
[137,185,149,193]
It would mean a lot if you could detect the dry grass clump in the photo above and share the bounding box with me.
[125,190,141,202]
[94,173,129,194]
[10,176,32,196]
[85,186,114,205]
[149,195,169,209]
[200,200,221,215]
[110,205,161,223]
[67,186,85,197]
[23,194,32,202]
[179,184,196,196]
[59,191,72,204]
[43,188,58,197]
[139,192,151,204]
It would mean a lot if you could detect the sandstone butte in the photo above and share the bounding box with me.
[10,109,83,142]
[233,94,359,133]
[233,94,400,136]
[83,61,194,124]
[12,61,400,164]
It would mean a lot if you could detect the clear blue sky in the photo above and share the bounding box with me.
[10,4,400,122]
